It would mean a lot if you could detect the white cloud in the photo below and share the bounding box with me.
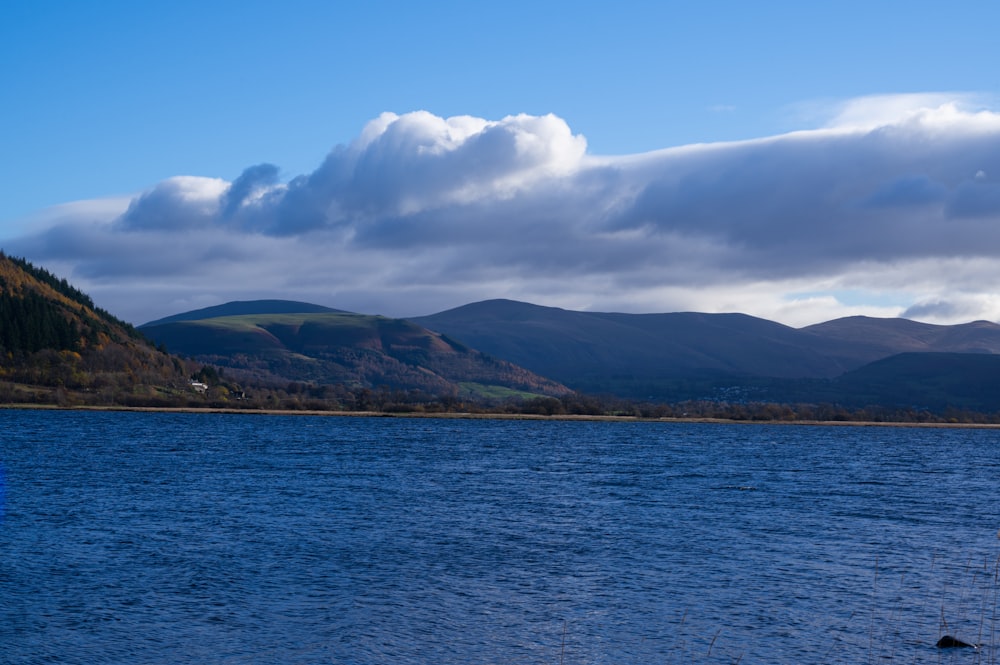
[7,98,1000,327]
[3,196,130,236]
[825,93,964,129]
[118,176,229,231]
[306,110,588,222]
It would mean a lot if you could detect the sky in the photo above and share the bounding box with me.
[3,1,1000,327]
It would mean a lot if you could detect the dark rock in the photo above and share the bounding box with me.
[937,635,976,648]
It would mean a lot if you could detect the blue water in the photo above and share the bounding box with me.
[2,410,999,664]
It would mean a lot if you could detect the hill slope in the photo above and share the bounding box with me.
[140,307,570,400]
[409,299,844,398]
[142,300,346,326]
[800,316,1000,365]
[829,352,1000,412]
[0,252,188,404]
[412,299,1000,401]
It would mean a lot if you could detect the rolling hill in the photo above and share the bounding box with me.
[412,300,834,385]
[827,352,1000,412]
[411,299,1000,402]
[138,297,1000,410]
[139,309,570,400]
[16,247,1000,415]
[799,316,1000,365]
[142,300,346,326]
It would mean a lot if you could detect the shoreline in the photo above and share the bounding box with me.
[4,403,1000,428]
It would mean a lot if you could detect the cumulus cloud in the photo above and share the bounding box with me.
[8,98,1000,327]
[117,176,229,231]
[234,111,588,235]
[220,163,281,219]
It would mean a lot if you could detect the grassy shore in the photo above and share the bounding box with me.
[6,402,1000,428]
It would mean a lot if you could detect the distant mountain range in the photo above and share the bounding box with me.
[139,297,1000,412]
[411,299,1000,407]
[11,245,998,415]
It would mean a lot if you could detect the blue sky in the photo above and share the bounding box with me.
[3,1,1000,326]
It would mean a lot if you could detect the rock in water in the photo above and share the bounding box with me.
[937,635,976,648]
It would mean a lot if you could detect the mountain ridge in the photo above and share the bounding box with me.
[139,309,571,400]
[142,299,347,327]
[8,259,1000,416]
[410,298,1000,401]
[142,296,1000,410]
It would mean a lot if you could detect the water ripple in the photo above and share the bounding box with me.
[1,412,999,663]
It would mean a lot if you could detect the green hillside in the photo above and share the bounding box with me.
[140,310,571,400]
[142,300,345,326]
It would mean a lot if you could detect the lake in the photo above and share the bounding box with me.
[1,409,999,664]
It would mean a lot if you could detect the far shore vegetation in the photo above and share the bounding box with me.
[5,373,1000,426]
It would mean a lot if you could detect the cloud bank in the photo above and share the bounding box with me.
[8,97,1000,327]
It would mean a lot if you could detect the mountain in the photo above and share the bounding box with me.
[142,300,346,326]
[411,300,833,384]
[800,316,1000,366]
[0,252,188,404]
[10,255,999,416]
[411,299,1000,401]
[139,306,570,400]
[829,352,1000,412]
[0,258,564,410]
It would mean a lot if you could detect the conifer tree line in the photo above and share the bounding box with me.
[0,285,83,354]
[2,251,95,309]
[0,251,140,340]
